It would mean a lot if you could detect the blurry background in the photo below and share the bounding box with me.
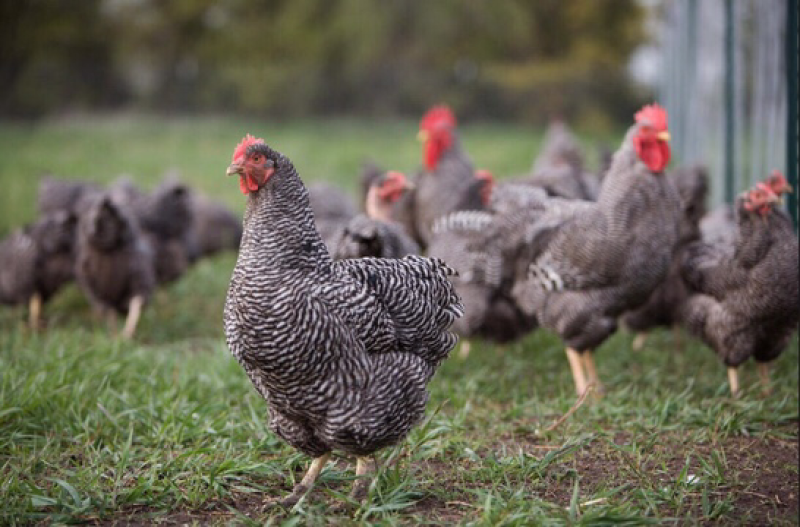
[0,0,795,217]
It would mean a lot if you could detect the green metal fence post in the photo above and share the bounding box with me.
[788,0,798,229]
[724,0,735,205]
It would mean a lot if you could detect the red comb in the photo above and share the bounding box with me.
[232,134,265,162]
[475,169,494,182]
[420,105,456,131]
[634,104,668,130]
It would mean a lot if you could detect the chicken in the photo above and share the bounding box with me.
[510,104,681,396]
[75,193,155,339]
[681,176,798,396]
[409,105,484,248]
[223,135,462,507]
[186,192,242,259]
[133,179,195,285]
[623,165,709,350]
[527,120,600,200]
[332,171,419,260]
[307,182,358,252]
[0,210,77,328]
[37,176,100,216]
[428,171,540,358]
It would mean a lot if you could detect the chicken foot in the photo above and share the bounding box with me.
[268,453,331,509]
[757,363,771,396]
[350,456,376,502]
[727,367,740,397]
[631,332,647,351]
[458,339,471,359]
[581,350,604,396]
[565,347,588,396]
[122,295,144,340]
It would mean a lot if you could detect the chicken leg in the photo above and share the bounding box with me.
[757,363,771,396]
[270,453,331,509]
[581,350,604,396]
[565,347,588,396]
[727,367,740,397]
[458,339,472,360]
[28,293,42,331]
[350,456,376,502]
[122,295,144,340]
[631,332,647,351]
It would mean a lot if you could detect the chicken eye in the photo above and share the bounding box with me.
[252,154,264,164]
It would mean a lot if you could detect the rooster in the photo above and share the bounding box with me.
[681,176,798,396]
[332,171,419,260]
[409,105,484,248]
[223,135,462,507]
[511,104,681,396]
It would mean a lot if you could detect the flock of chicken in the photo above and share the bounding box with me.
[0,173,242,337]
[220,103,797,507]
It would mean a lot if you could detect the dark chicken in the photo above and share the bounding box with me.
[623,165,709,350]
[307,182,358,253]
[681,176,798,396]
[511,104,681,396]
[332,171,419,260]
[223,135,462,507]
[0,211,77,328]
[75,193,155,339]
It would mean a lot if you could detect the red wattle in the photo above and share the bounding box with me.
[634,138,671,173]
[424,133,453,170]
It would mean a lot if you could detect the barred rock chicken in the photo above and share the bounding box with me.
[75,193,155,339]
[332,171,419,260]
[623,165,709,350]
[307,182,358,252]
[37,176,100,216]
[133,179,194,285]
[0,211,77,328]
[681,176,798,396]
[409,105,484,248]
[510,104,681,396]
[186,192,242,259]
[428,170,542,359]
[223,135,463,507]
[527,120,600,201]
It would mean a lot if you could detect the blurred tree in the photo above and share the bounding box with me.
[0,0,649,125]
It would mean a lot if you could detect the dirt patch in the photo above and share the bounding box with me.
[85,432,798,525]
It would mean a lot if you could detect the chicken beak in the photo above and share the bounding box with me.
[404,180,416,191]
[227,163,244,177]
[416,130,429,142]
[657,131,671,142]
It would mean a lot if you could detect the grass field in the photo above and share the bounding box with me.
[0,116,797,525]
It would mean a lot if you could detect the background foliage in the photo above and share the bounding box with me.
[1,0,649,127]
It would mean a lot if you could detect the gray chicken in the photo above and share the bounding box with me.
[527,120,600,201]
[427,173,542,357]
[623,165,709,350]
[510,104,681,396]
[307,182,358,253]
[223,135,462,507]
[37,176,100,216]
[186,192,242,259]
[409,105,485,248]
[681,178,798,396]
[0,210,77,328]
[75,193,155,339]
[332,171,419,260]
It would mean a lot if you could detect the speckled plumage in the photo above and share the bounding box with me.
[332,214,420,260]
[75,193,155,315]
[307,182,358,252]
[527,121,600,200]
[37,176,100,216]
[680,195,799,368]
[0,211,77,307]
[622,166,709,332]
[187,192,242,258]
[411,137,484,248]
[511,123,682,353]
[224,142,462,459]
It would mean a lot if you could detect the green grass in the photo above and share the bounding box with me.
[0,116,797,525]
